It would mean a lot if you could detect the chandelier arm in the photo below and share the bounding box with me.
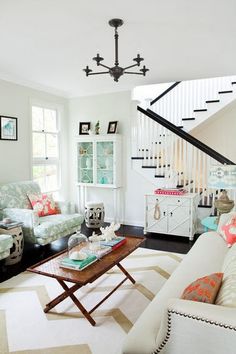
[99,63,111,70]
[87,71,110,76]
[123,63,139,71]
[123,71,144,75]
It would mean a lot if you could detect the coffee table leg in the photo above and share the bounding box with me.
[57,280,96,326]
[117,262,135,284]
[44,282,81,313]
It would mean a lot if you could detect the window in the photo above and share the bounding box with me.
[32,105,60,193]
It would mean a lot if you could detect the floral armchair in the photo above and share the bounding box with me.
[0,181,84,246]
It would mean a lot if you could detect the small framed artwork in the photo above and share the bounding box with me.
[79,122,91,135]
[0,116,18,141]
[107,121,118,134]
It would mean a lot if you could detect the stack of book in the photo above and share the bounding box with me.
[59,254,97,271]
[59,237,127,271]
[0,221,24,229]
[154,188,187,196]
[84,245,112,259]
[100,236,127,250]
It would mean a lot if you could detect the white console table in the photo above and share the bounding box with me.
[144,193,199,240]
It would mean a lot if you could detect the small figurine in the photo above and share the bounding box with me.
[95,120,100,135]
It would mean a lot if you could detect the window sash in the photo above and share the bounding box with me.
[32,105,61,193]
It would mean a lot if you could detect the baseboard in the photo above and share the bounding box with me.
[104,217,143,228]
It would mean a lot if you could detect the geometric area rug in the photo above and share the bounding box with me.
[0,248,183,354]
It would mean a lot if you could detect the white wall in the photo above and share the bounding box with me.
[192,100,236,164]
[68,91,155,226]
[0,79,69,199]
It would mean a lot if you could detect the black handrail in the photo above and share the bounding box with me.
[150,81,181,106]
[137,106,235,165]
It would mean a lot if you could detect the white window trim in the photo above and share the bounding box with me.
[30,99,62,193]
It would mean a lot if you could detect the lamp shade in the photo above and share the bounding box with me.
[208,165,236,189]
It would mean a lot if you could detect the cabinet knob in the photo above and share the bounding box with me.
[163,211,166,216]
[170,212,173,216]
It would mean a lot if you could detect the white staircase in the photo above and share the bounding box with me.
[131,76,236,208]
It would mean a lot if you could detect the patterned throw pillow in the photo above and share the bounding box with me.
[28,193,59,217]
[181,273,223,303]
[221,215,236,248]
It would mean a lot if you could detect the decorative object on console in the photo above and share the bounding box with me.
[181,272,223,303]
[83,18,149,82]
[28,193,59,217]
[154,188,187,196]
[79,122,91,135]
[0,116,18,141]
[208,165,236,223]
[107,121,118,134]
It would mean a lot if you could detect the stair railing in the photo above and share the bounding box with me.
[134,106,235,207]
[150,76,236,128]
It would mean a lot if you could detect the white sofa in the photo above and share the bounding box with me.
[121,213,236,354]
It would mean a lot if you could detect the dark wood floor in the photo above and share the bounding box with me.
[0,223,198,283]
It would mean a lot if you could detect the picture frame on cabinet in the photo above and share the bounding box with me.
[0,116,18,141]
[107,121,118,134]
[79,122,91,135]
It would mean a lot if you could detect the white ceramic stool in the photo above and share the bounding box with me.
[85,202,105,228]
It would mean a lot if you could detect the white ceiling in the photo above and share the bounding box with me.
[0,0,235,98]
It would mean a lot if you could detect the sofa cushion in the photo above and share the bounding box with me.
[34,214,84,239]
[28,193,59,217]
[181,272,223,303]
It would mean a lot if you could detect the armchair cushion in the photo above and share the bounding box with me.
[34,214,84,239]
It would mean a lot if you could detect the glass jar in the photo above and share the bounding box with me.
[68,232,88,259]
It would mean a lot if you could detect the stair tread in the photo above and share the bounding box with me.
[142,166,156,168]
[205,99,220,103]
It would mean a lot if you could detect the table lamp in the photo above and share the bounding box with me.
[208,165,236,223]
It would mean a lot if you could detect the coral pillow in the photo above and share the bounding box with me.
[28,193,59,217]
[181,273,223,303]
[221,215,236,248]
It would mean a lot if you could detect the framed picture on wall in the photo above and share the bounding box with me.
[107,121,118,134]
[79,122,91,135]
[0,116,18,141]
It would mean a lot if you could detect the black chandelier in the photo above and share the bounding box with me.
[83,18,149,82]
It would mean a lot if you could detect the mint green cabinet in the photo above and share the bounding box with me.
[77,135,121,188]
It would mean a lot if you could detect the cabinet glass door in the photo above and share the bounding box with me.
[96,141,114,185]
[77,142,93,183]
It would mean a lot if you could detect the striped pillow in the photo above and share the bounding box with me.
[215,244,236,307]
